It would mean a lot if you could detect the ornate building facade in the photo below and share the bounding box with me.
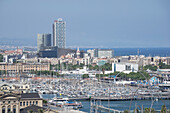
[0,93,42,113]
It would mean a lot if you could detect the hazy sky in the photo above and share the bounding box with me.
[0,0,170,48]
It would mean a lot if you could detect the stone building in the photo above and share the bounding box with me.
[0,63,50,74]
[0,93,43,113]
[0,84,30,94]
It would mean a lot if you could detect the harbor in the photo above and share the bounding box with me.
[1,0,170,112]
[0,72,170,113]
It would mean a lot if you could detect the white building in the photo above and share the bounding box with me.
[112,62,138,74]
[53,18,66,48]
[97,49,114,58]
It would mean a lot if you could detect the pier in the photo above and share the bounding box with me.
[92,95,170,101]
[91,103,162,113]
[44,95,170,102]
[91,103,124,113]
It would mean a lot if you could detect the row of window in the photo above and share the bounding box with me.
[3,100,16,104]
[2,108,16,113]
[20,101,38,106]
[1,86,28,90]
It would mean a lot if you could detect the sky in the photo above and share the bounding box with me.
[0,0,170,48]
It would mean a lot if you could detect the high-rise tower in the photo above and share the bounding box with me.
[53,18,66,48]
[37,34,51,52]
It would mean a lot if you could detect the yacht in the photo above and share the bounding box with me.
[49,97,83,108]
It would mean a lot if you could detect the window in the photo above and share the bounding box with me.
[36,101,38,105]
[125,65,131,70]
[2,106,5,113]
[8,107,10,113]
[33,101,34,105]
[13,107,16,113]
[3,101,5,103]
[23,102,25,106]
[27,102,28,106]
[8,101,10,104]
[30,101,31,105]
[20,102,22,106]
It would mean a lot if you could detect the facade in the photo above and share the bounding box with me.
[112,62,138,74]
[0,93,43,113]
[3,55,22,63]
[53,18,66,48]
[38,46,58,58]
[87,49,95,58]
[0,63,50,73]
[98,49,114,58]
[0,84,30,93]
[38,46,76,58]
[167,58,170,65]
[37,34,51,52]
[93,49,114,58]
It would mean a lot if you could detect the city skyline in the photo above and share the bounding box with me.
[0,0,170,48]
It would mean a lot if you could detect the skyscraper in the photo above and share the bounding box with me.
[43,34,51,46]
[53,18,66,48]
[37,34,51,52]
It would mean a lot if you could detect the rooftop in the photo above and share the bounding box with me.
[20,105,46,113]
[21,93,40,99]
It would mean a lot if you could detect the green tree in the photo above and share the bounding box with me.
[38,109,43,113]
[43,100,47,104]
[101,63,112,71]
[0,70,6,75]
[82,74,89,79]
[123,110,129,113]
[159,62,170,69]
[161,105,167,113]
[144,108,156,113]
[143,65,157,71]
[133,108,139,113]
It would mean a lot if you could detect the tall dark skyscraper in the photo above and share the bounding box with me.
[53,18,66,48]
[37,34,51,52]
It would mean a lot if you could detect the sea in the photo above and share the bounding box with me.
[41,94,170,113]
[78,47,170,57]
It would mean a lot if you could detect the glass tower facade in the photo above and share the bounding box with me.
[43,34,51,46]
[53,18,66,48]
[37,34,51,52]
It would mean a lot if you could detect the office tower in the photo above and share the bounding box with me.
[37,34,51,52]
[53,18,66,48]
[43,34,51,46]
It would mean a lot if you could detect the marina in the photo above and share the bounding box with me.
[42,94,170,113]
[0,73,170,112]
[1,0,170,112]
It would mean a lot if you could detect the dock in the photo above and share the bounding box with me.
[91,95,170,101]
[91,103,124,113]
